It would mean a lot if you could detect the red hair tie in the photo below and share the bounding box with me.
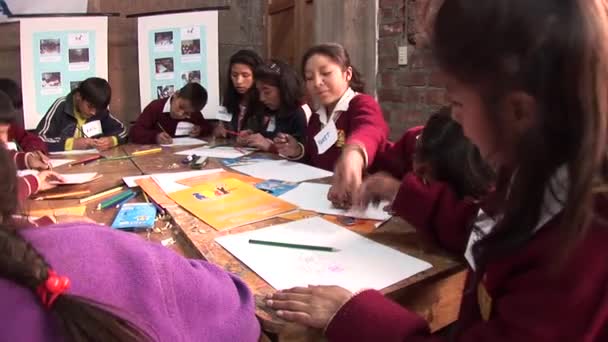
[36,269,70,309]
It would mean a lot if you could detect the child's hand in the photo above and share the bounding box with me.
[246,133,272,151]
[274,133,302,158]
[189,125,201,137]
[35,171,65,192]
[156,132,173,145]
[92,137,114,151]
[73,138,95,150]
[353,172,401,209]
[26,151,51,170]
[213,122,227,138]
[236,130,253,146]
[328,147,365,209]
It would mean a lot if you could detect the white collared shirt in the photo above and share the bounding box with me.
[464,166,568,270]
[162,95,173,113]
[316,87,357,126]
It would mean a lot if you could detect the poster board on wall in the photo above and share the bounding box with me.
[137,11,220,119]
[20,16,108,130]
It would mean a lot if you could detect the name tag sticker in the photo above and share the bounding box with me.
[314,120,338,154]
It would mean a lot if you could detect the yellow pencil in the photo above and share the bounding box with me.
[34,190,91,200]
[79,186,124,204]
[131,147,162,156]
[142,190,150,203]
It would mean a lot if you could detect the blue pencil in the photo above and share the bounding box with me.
[113,192,138,209]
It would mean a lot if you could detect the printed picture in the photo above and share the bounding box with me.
[70,81,81,90]
[68,32,89,47]
[40,39,60,56]
[180,70,201,85]
[154,31,173,48]
[41,72,61,89]
[181,39,200,55]
[156,85,175,99]
[68,48,89,64]
[155,57,174,74]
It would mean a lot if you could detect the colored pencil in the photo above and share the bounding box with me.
[77,126,89,138]
[157,123,168,134]
[97,190,134,210]
[34,190,91,201]
[113,191,137,208]
[100,155,133,162]
[69,154,102,166]
[131,147,162,156]
[248,239,338,252]
[79,186,123,204]
[225,129,239,136]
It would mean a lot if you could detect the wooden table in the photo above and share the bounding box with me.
[29,143,466,340]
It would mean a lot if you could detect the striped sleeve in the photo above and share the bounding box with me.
[35,97,70,152]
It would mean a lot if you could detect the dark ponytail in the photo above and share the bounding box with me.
[0,147,149,341]
[301,43,366,93]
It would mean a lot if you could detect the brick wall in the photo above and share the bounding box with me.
[377,0,446,140]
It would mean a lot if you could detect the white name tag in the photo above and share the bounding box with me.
[175,121,194,136]
[5,141,17,151]
[266,116,276,132]
[82,120,103,137]
[217,106,233,122]
[314,120,338,154]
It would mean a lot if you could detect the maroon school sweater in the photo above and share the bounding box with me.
[325,196,608,341]
[8,124,48,154]
[302,94,389,171]
[130,97,213,144]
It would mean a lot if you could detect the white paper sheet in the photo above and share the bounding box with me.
[49,149,98,156]
[49,159,73,168]
[231,160,333,183]
[160,137,208,147]
[51,172,99,185]
[279,183,392,221]
[122,168,223,187]
[174,146,252,159]
[215,217,432,292]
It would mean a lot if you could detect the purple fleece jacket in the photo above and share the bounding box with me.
[0,222,260,341]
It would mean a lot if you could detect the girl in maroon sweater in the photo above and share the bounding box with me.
[265,1,608,340]
[276,43,389,208]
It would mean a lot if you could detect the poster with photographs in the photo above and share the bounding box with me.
[138,11,220,119]
[32,30,96,114]
[20,17,108,129]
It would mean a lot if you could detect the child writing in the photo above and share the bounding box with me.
[237,59,308,152]
[265,0,608,340]
[275,43,389,208]
[36,77,128,152]
[359,107,494,253]
[0,146,261,341]
[214,49,266,138]
[130,82,212,144]
[0,79,48,154]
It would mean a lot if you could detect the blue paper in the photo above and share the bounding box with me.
[111,203,157,230]
[255,179,298,197]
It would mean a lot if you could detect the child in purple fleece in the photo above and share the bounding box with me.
[0,145,260,341]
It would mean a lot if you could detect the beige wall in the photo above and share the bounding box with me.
[0,0,266,127]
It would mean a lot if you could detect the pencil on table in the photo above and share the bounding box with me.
[131,147,162,157]
[79,186,123,204]
[248,239,338,252]
[34,190,91,201]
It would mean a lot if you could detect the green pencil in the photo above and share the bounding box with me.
[248,239,338,252]
[101,155,133,162]
[97,190,134,210]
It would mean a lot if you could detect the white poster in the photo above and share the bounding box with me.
[20,16,108,129]
[0,1,88,22]
[137,11,220,120]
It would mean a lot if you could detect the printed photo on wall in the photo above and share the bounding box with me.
[68,48,90,71]
[70,81,82,90]
[41,72,62,95]
[39,39,61,62]
[155,57,174,80]
[157,85,175,99]
[181,70,201,86]
[181,39,200,55]
[154,31,174,51]
[68,32,89,47]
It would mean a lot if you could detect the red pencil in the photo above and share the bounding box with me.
[225,129,239,136]
[69,154,102,166]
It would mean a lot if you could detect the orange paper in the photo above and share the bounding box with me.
[177,171,263,187]
[28,205,87,218]
[168,178,297,231]
[135,177,175,207]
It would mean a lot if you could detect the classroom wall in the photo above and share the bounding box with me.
[0,0,266,126]
[376,0,445,140]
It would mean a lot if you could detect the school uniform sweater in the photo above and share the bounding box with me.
[373,126,479,254]
[0,222,261,341]
[129,96,213,144]
[300,90,389,171]
[325,173,608,341]
[8,124,48,154]
[35,92,128,152]
[261,105,308,144]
